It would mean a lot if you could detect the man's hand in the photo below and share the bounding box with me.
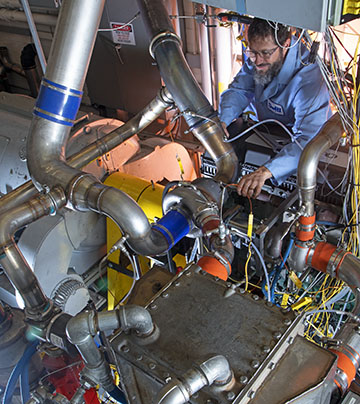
[237,166,273,198]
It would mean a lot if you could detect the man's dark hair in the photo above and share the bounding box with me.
[248,18,291,46]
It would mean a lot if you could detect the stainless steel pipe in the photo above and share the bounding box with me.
[27,0,106,191]
[66,305,154,391]
[0,187,66,315]
[297,112,343,216]
[136,0,238,183]
[0,87,173,216]
[155,355,232,404]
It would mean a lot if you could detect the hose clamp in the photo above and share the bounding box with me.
[149,31,181,59]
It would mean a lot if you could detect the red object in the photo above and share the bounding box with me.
[310,242,337,273]
[42,352,100,404]
[197,256,230,281]
[296,214,316,241]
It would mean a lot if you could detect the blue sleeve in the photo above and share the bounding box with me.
[264,78,331,185]
[219,62,255,126]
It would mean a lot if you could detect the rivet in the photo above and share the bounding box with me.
[150,303,157,310]
[185,271,192,277]
[136,355,143,361]
[288,336,294,344]
[273,331,282,340]
[284,318,291,326]
[174,281,180,287]
[248,391,256,399]
[239,288,245,294]
[121,345,129,353]
[252,294,259,301]
[251,360,260,369]
[262,346,271,353]
[266,301,273,307]
[161,292,169,298]
[149,362,156,370]
[165,376,172,383]
[226,391,235,400]
[214,277,220,281]
[268,362,275,370]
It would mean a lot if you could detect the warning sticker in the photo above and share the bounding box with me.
[110,22,136,46]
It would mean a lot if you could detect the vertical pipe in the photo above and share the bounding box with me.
[27,0,106,190]
[198,20,212,103]
[19,0,47,74]
[215,14,232,102]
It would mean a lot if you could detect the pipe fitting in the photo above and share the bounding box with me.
[155,355,232,404]
[117,305,154,336]
[298,113,343,216]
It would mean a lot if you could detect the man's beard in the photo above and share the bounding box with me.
[252,57,284,86]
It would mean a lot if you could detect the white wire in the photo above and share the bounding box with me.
[98,12,140,32]
[225,117,344,195]
[230,227,271,302]
[334,289,352,335]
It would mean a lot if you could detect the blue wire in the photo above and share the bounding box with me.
[107,386,127,404]
[264,234,295,304]
[2,340,39,404]
[19,361,30,404]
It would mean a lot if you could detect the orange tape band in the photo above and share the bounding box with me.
[197,256,230,281]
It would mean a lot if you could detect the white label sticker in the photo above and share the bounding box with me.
[110,22,136,46]
[267,99,284,115]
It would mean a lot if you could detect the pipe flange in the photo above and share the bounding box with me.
[46,186,67,216]
[159,86,174,106]
[149,31,181,59]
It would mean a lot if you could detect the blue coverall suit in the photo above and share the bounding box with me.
[219,39,332,185]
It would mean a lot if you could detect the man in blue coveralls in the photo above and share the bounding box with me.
[219,18,331,198]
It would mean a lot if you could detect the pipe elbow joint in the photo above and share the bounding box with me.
[199,355,232,386]
[66,311,97,345]
[118,305,154,336]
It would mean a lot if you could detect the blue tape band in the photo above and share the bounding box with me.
[153,210,191,250]
[34,80,82,126]
[43,78,83,95]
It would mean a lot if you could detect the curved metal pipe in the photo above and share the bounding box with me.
[0,187,66,316]
[0,87,173,216]
[298,112,343,216]
[27,0,106,192]
[66,305,154,391]
[155,355,232,404]
[136,0,238,183]
[162,181,234,271]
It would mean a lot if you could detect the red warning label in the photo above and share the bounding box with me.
[110,22,136,46]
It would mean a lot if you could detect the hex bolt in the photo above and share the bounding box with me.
[262,346,271,353]
[266,301,273,307]
[164,376,172,383]
[284,318,292,326]
[149,362,156,370]
[121,345,129,353]
[273,331,282,340]
[251,360,260,369]
[239,288,245,294]
[288,336,294,344]
[268,362,275,370]
[252,294,259,301]
[226,391,235,400]
[239,375,248,384]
